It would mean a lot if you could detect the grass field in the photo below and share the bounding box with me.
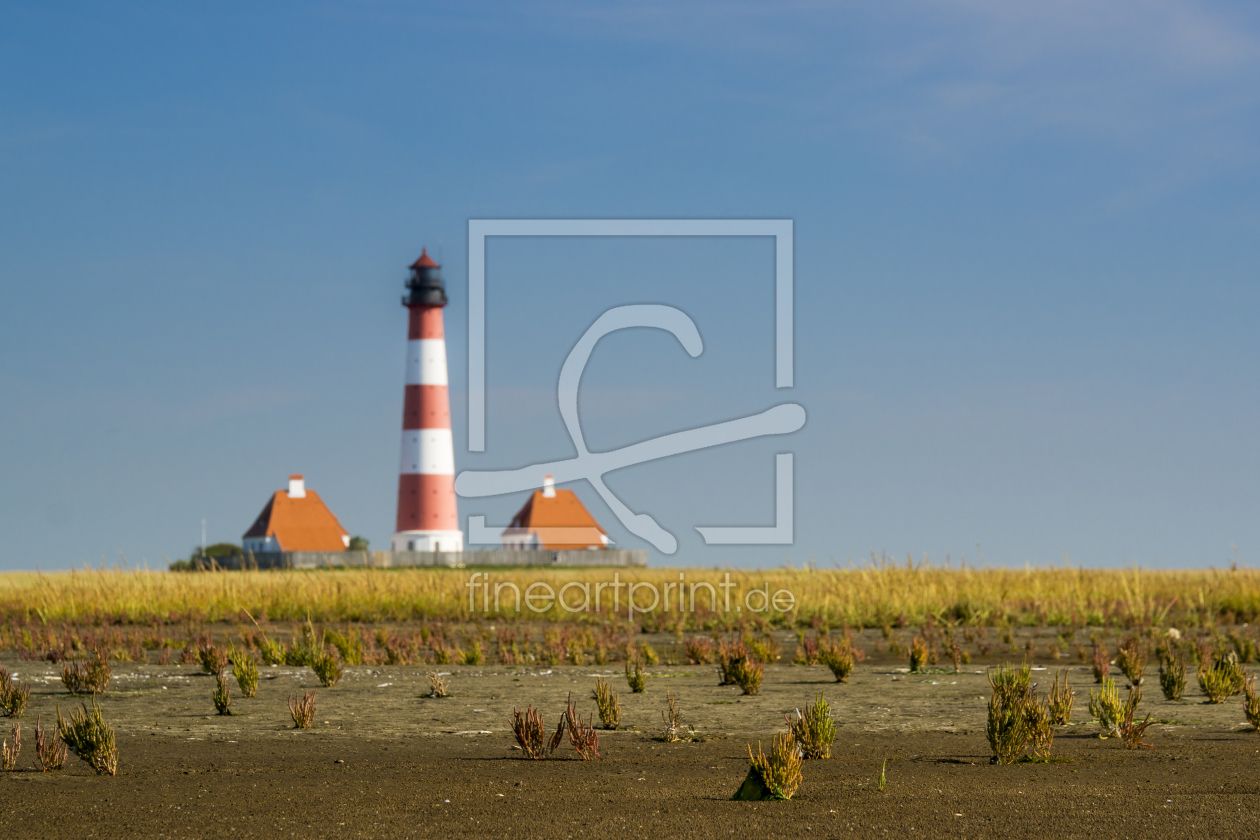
[1,562,1257,628]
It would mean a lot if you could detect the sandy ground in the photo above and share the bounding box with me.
[1,652,1258,838]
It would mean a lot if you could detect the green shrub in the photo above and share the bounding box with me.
[212,672,233,715]
[231,651,259,698]
[1243,674,1259,732]
[462,640,484,666]
[730,656,764,696]
[593,678,621,729]
[736,732,802,801]
[1198,652,1245,703]
[625,659,647,693]
[57,697,117,775]
[1048,669,1074,725]
[819,638,856,683]
[909,634,929,673]
[0,668,31,718]
[1089,677,1124,737]
[1157,642,1186,700]
[312,652,343,688]
[61,650,111,695]
[786,693,835,759]
[1116,637,1145,685]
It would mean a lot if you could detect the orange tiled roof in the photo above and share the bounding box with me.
[503,489,607,550]
[243,489,348,552]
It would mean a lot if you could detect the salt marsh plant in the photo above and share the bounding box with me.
[33,715,67,772]
[735,731,803,801]
[57,697,117,775]
[1026,695,1055,759]
[1092,644,1110,683]
[625,659,647,693]
[717,639,748,685]
[198,641,229,677]
[562,692,601,760]
[230,651,259,698]
[462,640,484,666]
[1158,643,1187,701]
[593,677,621,729]
[986,664,1032,765]
[661,688,683,742]
[1048,670,1074,725]
[212,672,233,715]
[684,636,715,664]
[1243,674,1260,732]
[819,636,856,683]
[730,655,765,695]
[1088,677,1124,737]
[427,671,448,698]
[511,705,563,760]
[1198,651,1245,703]
[1118,686,1155,750]
[786,693,835,759]
[288,690,316,729]
[909,634,930,673]
[61,649,111,695]
[0,668,30,718]
[1116,637,1145,685]
[1,722,18,770]
[312,652,343,688]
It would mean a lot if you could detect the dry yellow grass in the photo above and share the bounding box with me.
[1,562,1257,628]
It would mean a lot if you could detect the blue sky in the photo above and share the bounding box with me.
[2,1,1259,570]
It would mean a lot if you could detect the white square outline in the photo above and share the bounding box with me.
[463,218,795,548]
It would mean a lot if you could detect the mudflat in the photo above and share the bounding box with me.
[2,657,1257,838]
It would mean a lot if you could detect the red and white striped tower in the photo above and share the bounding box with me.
[391,249,464,553]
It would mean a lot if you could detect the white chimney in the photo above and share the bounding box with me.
[288,474,306,498]
[542,474,555,498]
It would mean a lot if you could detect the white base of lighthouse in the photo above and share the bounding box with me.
[392,530,465,553]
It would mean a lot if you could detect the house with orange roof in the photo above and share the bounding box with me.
[501,475,610,550]
[242,475,350,553]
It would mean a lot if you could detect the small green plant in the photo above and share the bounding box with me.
[786,693,835,759]
[641,643,660,666]
[427,671,448,698]
[625,659,647,693]
[877,758,887,791]
[198,641,230,676]
[593,678,621,730]
[1198,651,1245,703]
[986,690,1029,765]
[462,640,484,666]
[1025,694,1055,759]
[661,687,684,742]
[324,628,364,665]
[258,637,285,666]
[730,656,765,696]
[61,649,111,695]
[511,705,563,760]
[212,672,233,715]
[735,731,803,801]
[1088,677,1124,737]
[57,697,118,775]
[1,722,19,770]
[909,634,929,673]
[819,637,856,683]
[1116,637,1145,685]
[288,690,316,729]
[33,714,67,772]
[1158,643,1187,701]
[1118,686,1155,750]
[231,651,259,698]
[1243,674,1259,732]
[1048,670,1074,725]
[0,667,31,718]
[312,652,343,688]
[1092,644,1110,683]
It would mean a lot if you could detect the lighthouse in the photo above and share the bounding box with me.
[392,249,464,553]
